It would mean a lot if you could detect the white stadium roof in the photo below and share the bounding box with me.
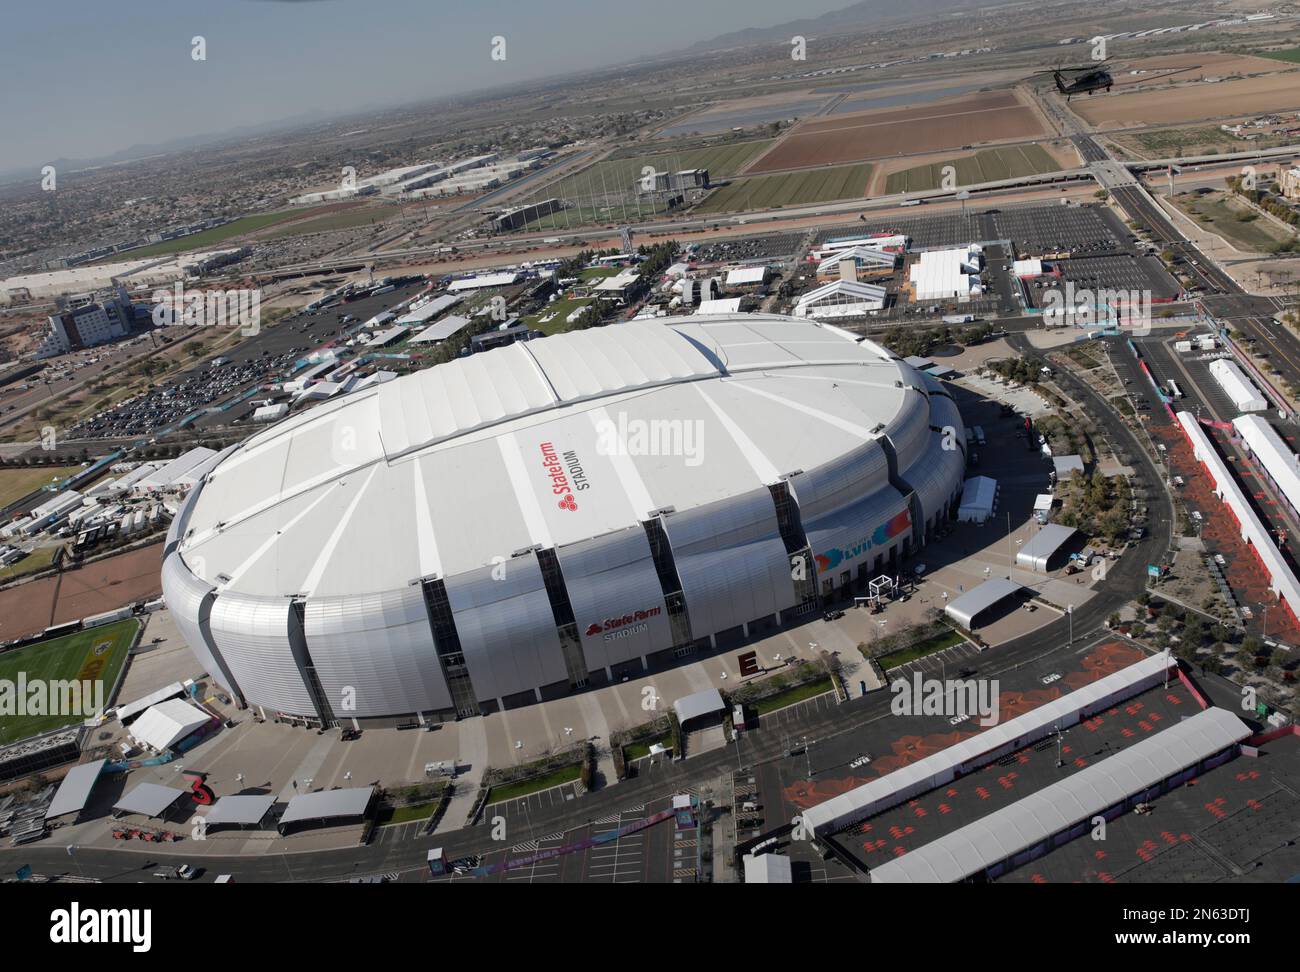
[174,317,932,599]
[869,706,1250,882]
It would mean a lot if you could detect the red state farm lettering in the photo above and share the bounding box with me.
[585,606,661,637]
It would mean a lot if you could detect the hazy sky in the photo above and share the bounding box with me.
[2,0,854,172]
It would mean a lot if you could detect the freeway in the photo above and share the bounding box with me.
[1069,131,1300,404]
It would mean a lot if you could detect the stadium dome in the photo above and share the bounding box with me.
[162,314,966,723]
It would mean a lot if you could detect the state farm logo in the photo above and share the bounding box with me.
[540,441,591,512]
[585,606,661,642]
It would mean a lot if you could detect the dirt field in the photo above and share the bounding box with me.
[0,542,164,642]
[1110,52,1293,89]
[746,91,1047,173]
[1072,72,1300,128]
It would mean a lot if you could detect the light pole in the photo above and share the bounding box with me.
[1260,603,1269,640]
[1067,603,1074,647]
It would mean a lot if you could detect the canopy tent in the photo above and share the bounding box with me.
[113,782,188,819]
[46,758,108,821]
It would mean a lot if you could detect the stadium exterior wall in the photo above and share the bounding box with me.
[161,315,966,724]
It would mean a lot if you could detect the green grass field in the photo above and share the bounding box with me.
[531,140,774,207]
[885,145,1059,194]
[105,210,316,260]
[875,630,966,670]
[487,763,582,804]
[0,465,83,508]
[1260,48,1300,63]
[0,617,138,744]
[523,297,595,335]
[694,162,873,213]
[0,544,60,583]
[263,207,398,238]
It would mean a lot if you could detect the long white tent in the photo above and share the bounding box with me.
[868,706,1250,883]
[1232,414,1300,517]
[1177,410,1300,618]
[1208,358,1267,413]
[801,652,1176,839]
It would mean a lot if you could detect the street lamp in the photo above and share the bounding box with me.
[1067,604,1074,647]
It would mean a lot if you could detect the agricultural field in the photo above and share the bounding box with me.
[694,163,872,213]
[884,144,1059,194]
[1109,125,1287,160]
[532,140,773,204]
[1072,72,1300,128]
[0,617,138,744]
[0,465,83,508]
[1259,48,1300,64]
[746,91,1044,173]
[1172,190,1295,253]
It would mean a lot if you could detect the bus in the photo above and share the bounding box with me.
[1166,379,1184,400]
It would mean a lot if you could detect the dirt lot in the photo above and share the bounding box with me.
[1072,71,1300,128]
[1111,52,1293,87]
[0,542,163,641]
[746,91,1046,173]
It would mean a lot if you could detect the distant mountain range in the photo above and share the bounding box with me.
[687,0,989,52]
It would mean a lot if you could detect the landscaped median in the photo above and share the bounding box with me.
[861,617,972,676]
[479,741,595,809]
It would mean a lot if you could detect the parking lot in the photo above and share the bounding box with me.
[693,231,803,263]
[66,281,428,440]
[990,203,1131,256]
[435,795,694,883]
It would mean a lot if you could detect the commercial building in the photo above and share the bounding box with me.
[493,199,566,232]
[909,246,983,302]
[635,169,710,194]
[37,291,135,358]
[162,315,966,724]
[1281,166,1300,202]
[1208,358,1267,413]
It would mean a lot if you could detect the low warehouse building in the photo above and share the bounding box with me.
[1016,523,1078,573]
[944,577,1026,630]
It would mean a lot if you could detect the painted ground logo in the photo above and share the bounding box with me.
[815,510,911,572]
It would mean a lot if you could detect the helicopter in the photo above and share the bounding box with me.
[1047,62,1115,99]
[1031,59,1203,101]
